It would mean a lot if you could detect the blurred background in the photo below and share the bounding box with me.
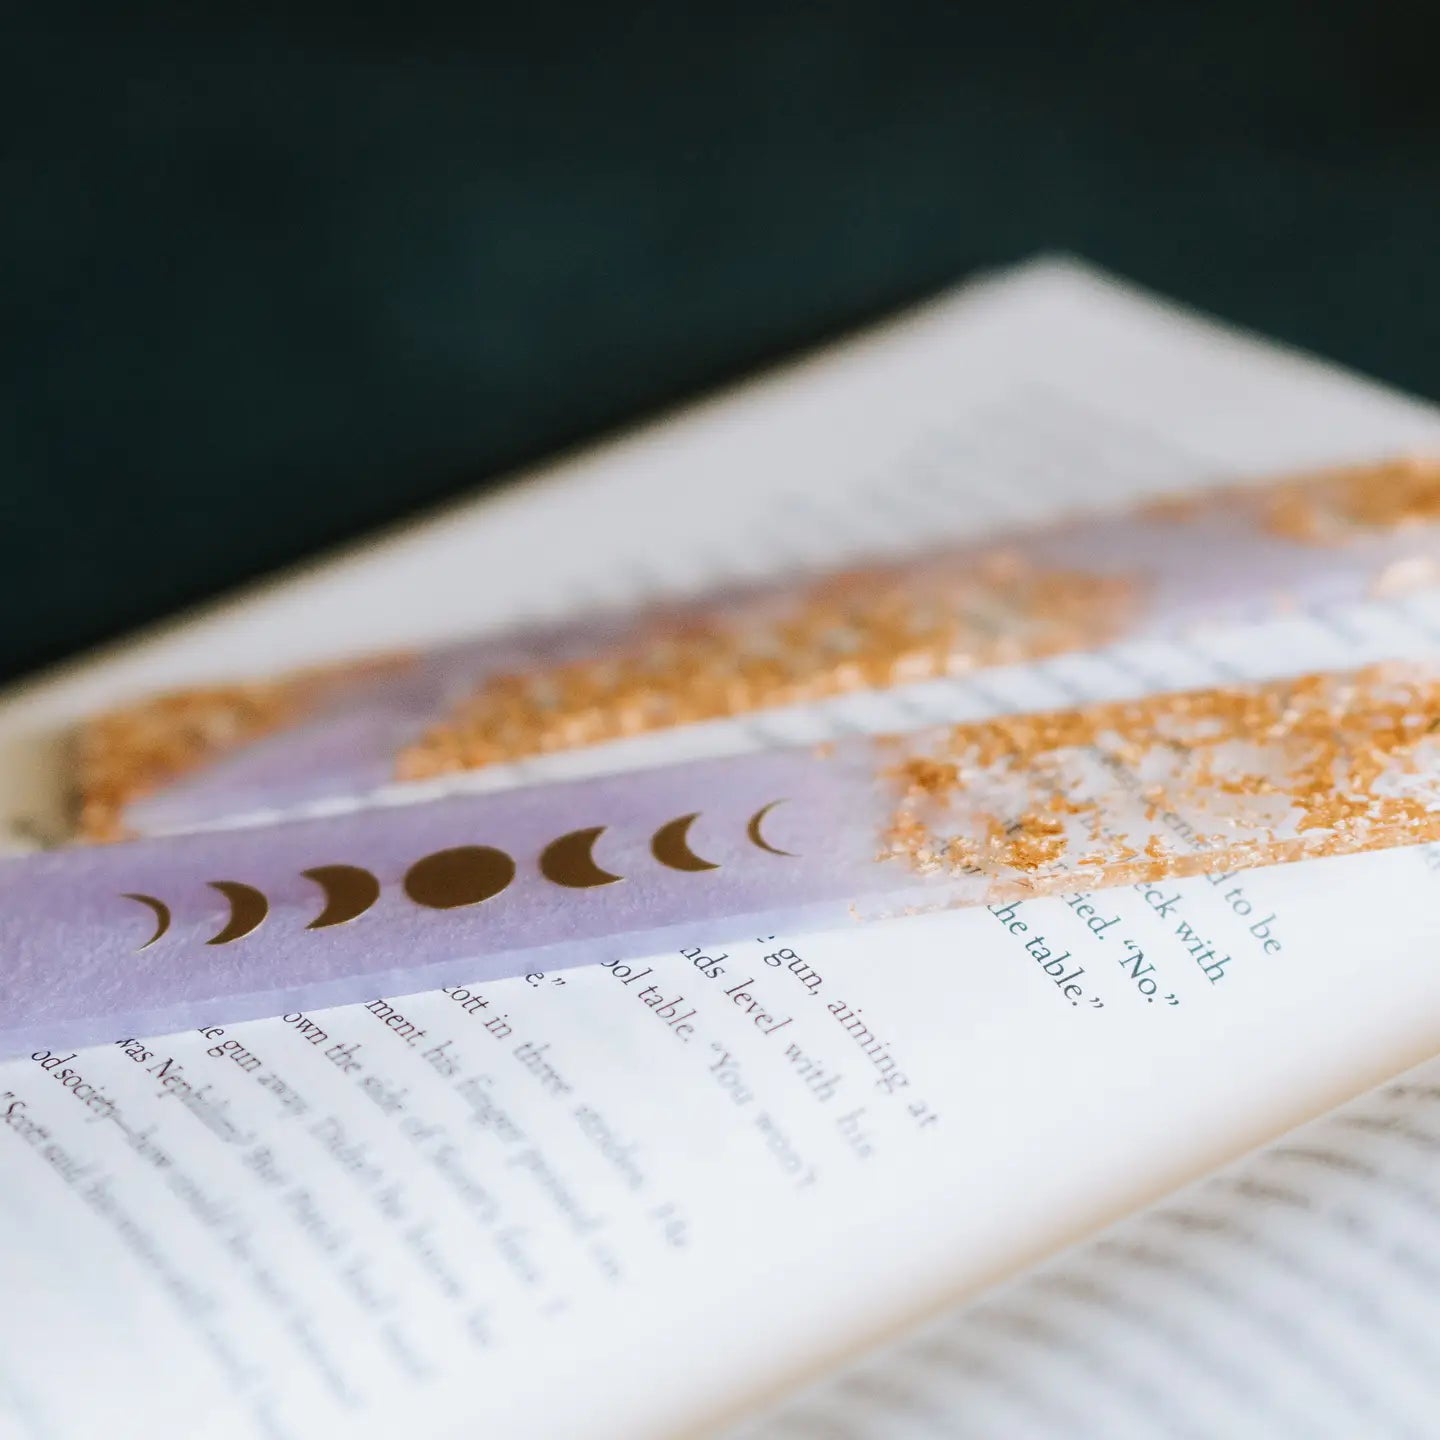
[4,0,1437,684]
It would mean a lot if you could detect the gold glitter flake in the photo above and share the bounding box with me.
[880,664,1440,896]
[397,555,1133,782]
[1263,455,1440,544]
[74,656,410,842]
[72,453,1440,842]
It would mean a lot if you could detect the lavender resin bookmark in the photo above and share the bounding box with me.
[8,663,1440,1057]
[78,455,1440,842]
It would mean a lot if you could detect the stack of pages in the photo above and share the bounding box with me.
[3,259,1440,1439]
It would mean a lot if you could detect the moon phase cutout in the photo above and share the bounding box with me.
[746,800,798,857]
[207,880,269,945]
[115,800,797,946]
[123,893,171,950]
[540,826,623,888]
[303,864,381,929]
[651,813,719,872]
[404,845,516,909]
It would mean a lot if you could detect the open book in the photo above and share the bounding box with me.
[2,258,1440,1440]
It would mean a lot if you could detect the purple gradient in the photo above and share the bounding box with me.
[126,501,1440,837]
[0,742,967,1057]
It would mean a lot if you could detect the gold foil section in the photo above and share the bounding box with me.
[71,453,1440,845]
[882,664,1440,895]
[1263,455,1440,543]
[397,556,1134,782]
[75,655,410,842]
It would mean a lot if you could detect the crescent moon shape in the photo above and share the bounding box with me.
[747,800,798,858]
[123,892,171,950]
[651,813,720,872]
[540,826,624,888]
[206,880,269,945]
[303,864,381,929]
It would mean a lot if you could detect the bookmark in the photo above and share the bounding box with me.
[9,662,1440,1057]
[78,455,1440,842]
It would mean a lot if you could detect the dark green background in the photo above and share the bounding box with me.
[5,1,1437,683]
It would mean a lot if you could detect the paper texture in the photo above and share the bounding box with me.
[1,259,1439,1440]
[732,1052,1440,1439]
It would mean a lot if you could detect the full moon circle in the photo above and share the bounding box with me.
[404,845,517,909]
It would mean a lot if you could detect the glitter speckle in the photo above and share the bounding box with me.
[74,656,411,842]
[1263,455,1440,544]
[880,664,1440,896]
[71,453,1440,843]
[398,556,1133,782]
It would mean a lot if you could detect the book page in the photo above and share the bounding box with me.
[730,1051,1440,1439]
[1,260,1440,1440]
